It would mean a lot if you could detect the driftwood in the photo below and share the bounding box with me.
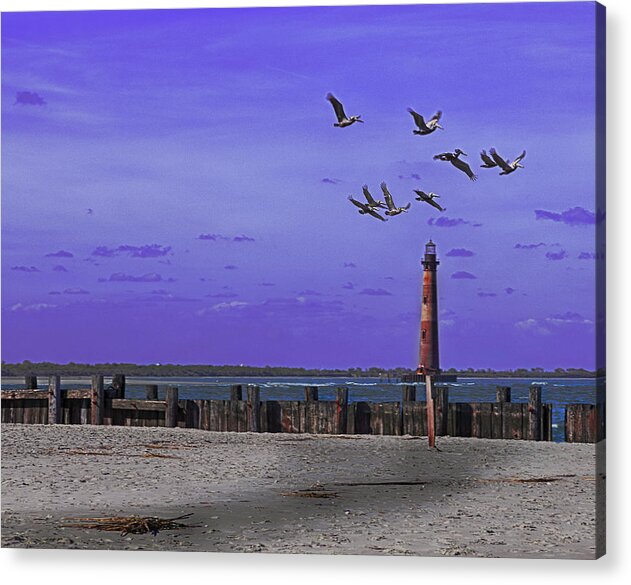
[61,513,197,536]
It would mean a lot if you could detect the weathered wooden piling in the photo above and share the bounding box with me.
[305,386,319,401]
[111,374,126,399]
[24,375,38,390]
[425,375,436,447]
[336,387,349,434]
[402,384,416,402]
[434,385,449,436]
[231,384,243,401]
[528,385,542,441]
[165,386,179,428]
[90,375,104,425]
[145,385,158,400]
[496,386,511,403]
[247,385,261,432]
[48,375,62,424]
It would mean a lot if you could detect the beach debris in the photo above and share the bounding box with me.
[407,108,443,135]
[433,149,478,181]
[348,195,388,221]
[326,93,363,127]
[281,482,338,499]
[381,182,411,216]
[489,147,526,175]
[61,513,198,536]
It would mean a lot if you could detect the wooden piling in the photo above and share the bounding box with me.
[402,385,416,402]
[231,384,243,401]
[247,385,261,432]
[528,385,542,441]
[336,387,349,434]
[496,386,511,403]
[145,385,158,400]
[24,375,38,389]
[434,385,449,436]
[48,375,62,424]
[425,375,436,448]
[305,386,319,401]
[165,386,179,428]
[111,374,126,399]
[90,375,104,425]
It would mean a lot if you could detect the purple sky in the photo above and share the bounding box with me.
[1,3,603,369]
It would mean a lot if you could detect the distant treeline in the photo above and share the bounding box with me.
[1,361,602,378]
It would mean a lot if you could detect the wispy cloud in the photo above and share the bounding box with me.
[545,249,568,261]
[478,291,497,297]
[451,271,477,279]
[427,217,480,228]
[446,248,474,257]
[92,244,171,258]
[45,250,74,258]
[505,287,516,295]
[321,178,341,184]
[100,272,173,283]
[198,233,255,242]
[10,302,56,312]
[11,265,40,272]
[259,282,275,287]
[342,282,354,290]
[15,91,46,106]
[52,265,68,272]
[224,265,238,270]
[515,311,593,336]
[344,262,356,268]
[206,292,238,299]
[578,252,597,260]
[233,235,255,242]
[535,207,604,226]
[398,173,422,181]
[64,287,90,295]
[359,288,392,296]
[514,242,546,249]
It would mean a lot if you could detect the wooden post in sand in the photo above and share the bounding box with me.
[402,385,417,402]
[528,385,542,441]
[25,375,38,389]
[112,374,126,399]
[425,374,436,448]
[247,385,261,432]
[434,385,449,436]
[336,387,349,434]
[48,375,62,424]
[230,384,243,401]
[90,375,104,425]
[165,386,179,428]
[145,385,158,400]
[305,386,319,401]
[496,386,511,403]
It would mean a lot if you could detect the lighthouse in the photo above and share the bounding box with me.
[417,239,440,375]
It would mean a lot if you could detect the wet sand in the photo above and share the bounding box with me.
[1,424,602,558]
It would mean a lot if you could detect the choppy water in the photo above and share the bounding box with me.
[2,376,602,442]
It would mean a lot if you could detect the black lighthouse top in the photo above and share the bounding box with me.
[422,239,440,269]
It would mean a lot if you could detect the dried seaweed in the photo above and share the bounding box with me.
[61,513,197,536]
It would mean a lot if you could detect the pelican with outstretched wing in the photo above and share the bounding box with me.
[414,190,445,212]
[490,148,526,175]
[326,93,364,128]
[361,185,387,209]
[348,196,387,221]
[480,150,498,168]
[433,149,477,181]
[380,182,411,216]
[407,108,443,135]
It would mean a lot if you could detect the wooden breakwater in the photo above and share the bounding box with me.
[0,376,604,442]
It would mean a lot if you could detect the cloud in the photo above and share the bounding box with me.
[545,249,568,261]
[546,311,593,325]
[515,318,552,336]
[321,178,341,184]
[505,287,516,295]
[48,291,61,295]
[101,272,171,283]
[15,91,46,106]
[578,252,597,260]
[259,282,275,287]
[359,288,392,296]
[451,271,477,279]
[515,311,593,336]
[224,265,238,270]
[344,262,356,268]
[398,173,422,181]
[92,244,171,258]
[197,301,249,314]
[198,233,255,242]
[11,265,40,272]
[446,248,474,257]
[514,242,546,249]
[342,282,355,290]
[441,308,456,317]
[477,291,497,297]
[64,288,90,295]
[52,265,68,272]
[10,302,56,312]
[206,292,238,299]
[46,250,74,258]
[233,235,255,242]
[534,207,604,226]
[198,234,227,241]
[427,217,480,228]
[298,289,322,296]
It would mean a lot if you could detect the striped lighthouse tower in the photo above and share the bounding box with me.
[417,239,440,375]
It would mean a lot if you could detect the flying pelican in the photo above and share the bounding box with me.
[479,150,498,168]
[490,148,526,175]
[407,108,443,135]
[348,196,387,221]
[433,149,477,181]
[381,182,411,216]
[326,93,363,128]
[361,185,387,209]
[414,190,445,212]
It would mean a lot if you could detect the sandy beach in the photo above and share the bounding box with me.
[1,423,602,558]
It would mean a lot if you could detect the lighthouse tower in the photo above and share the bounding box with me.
[417,240,440,375]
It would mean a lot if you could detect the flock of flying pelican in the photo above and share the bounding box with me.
[325,92,526,222]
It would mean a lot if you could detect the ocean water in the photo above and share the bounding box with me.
[2,376,602,442]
